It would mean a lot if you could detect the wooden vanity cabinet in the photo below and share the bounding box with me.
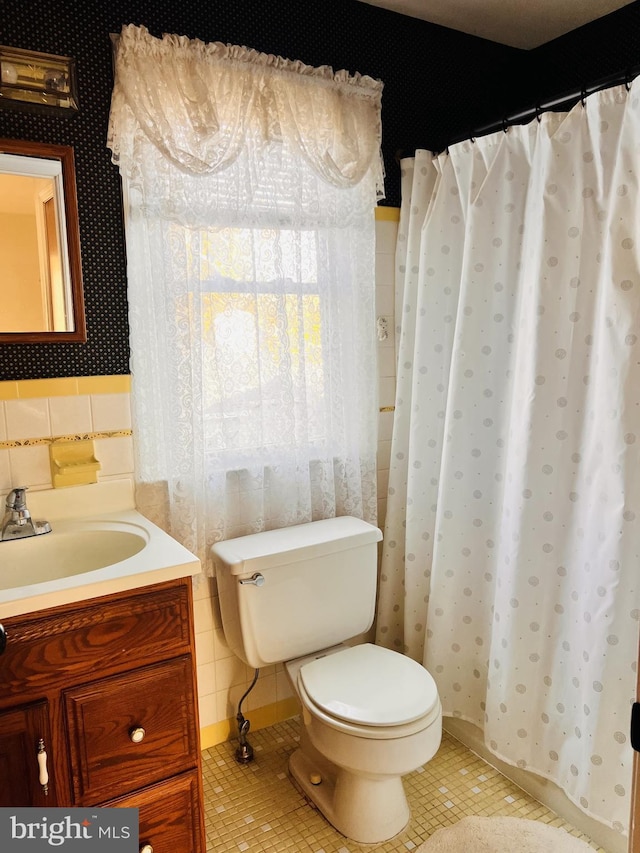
[0,577,205,853]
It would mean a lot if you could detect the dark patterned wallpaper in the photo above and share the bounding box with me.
[1,0,640,381]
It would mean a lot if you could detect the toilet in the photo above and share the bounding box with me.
[212,516,442,844]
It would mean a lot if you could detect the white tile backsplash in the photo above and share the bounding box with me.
[94,436,134,477]
[2,391,135,498]
[8,445,51,488]
[48,395,92,436]
[5,398,50,440]
[0,449,11,490]
[90,393,132,432]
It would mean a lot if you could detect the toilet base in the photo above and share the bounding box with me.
[289,746,410,844]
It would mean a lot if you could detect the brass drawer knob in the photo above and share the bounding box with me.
[129,726,146,744]
[140,845,154,853]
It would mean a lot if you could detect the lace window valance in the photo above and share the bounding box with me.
[107,24,384,196]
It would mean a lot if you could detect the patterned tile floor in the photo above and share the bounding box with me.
[202,718,605,852]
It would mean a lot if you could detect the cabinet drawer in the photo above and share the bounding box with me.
[65,657,197,805]
[106,771,204,853]
[0,582,191,702]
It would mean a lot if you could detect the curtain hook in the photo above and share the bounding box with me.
[625,69,632,92]
[502,117,509,134]
[535,104,542,123]
[469,132,475,144]
[581,86,587,108]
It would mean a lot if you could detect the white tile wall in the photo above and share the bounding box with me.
[94,436,135,478]
[8,445,51,487]
[246,672,277,712]
[90,393,132,432]
[375,214,398,531]
[48,395,92,436]
[0,451,10,492]
[5,398,50,440]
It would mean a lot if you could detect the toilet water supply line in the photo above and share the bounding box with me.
[235,667,260,763]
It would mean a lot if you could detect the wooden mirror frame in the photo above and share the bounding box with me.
[0,138,86,343]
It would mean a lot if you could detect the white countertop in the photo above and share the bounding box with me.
[0,479,201,619]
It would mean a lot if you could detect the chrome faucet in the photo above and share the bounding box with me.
[1,488,52,542]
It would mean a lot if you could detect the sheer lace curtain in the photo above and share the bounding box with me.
[377,84,640,836]
[108,25,383,568]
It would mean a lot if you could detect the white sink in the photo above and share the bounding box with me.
[0,481,201,619]
[1,520,149,589]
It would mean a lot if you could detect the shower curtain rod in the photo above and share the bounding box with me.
[441,63,640,152]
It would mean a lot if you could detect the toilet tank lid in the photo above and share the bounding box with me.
[299,643,439,726]
[211,516,382,575]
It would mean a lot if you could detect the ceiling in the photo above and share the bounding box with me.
[355,0,635,49]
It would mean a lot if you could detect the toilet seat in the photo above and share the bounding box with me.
[297,643,441,739]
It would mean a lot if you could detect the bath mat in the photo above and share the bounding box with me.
[415,816,595,852]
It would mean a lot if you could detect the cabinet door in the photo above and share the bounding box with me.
[0,701,56,807]
[65,656,197,805]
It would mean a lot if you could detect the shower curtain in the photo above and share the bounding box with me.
[376,82,640,834]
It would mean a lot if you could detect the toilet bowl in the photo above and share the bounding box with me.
[211,516,443,843]
[285,643,442,844]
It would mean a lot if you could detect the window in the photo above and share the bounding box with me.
[188,226,326,455]
[109,24,383,561]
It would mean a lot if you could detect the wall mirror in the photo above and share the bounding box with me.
[0,138,86,343]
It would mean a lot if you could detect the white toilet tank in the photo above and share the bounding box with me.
[211,517,383,669]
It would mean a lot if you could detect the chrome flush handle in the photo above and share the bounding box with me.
[239,573,265,587]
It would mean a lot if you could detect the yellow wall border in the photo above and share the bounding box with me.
[200,697,299,750]
[0,375,131,401]
[0,430,132,451]
[375,206,400,222]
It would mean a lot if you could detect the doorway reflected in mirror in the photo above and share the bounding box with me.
[0,139,85,343]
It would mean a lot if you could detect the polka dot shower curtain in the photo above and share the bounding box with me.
[376,83,640,836]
